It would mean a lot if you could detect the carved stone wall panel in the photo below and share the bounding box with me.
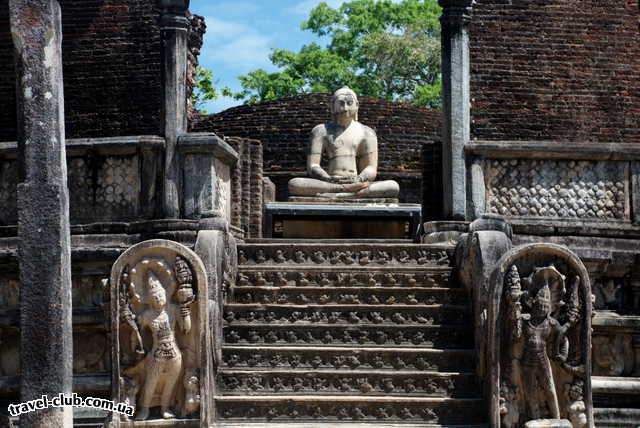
[68,154,141,223]
[74,330,110,374]
[592,333,635,377]
[484,159,628,220]
[109,240,210,425]
[0,329,19,376]
[0,277,19,309]
[0,329,110,377]
[0,275,108,312]
[0,159,18,225]
[488,243,593,428]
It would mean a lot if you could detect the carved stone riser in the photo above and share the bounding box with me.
[235,270,453,289]
[216,397,486,424]
[223,325,472,348]
[223,305,469,326]
[218,370,479,398]
[229,286,465,306]
[238,244,452,267]
[593,393,640,408]
[221,346,475,372]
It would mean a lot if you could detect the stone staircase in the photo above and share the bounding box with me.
[215,241,487,426]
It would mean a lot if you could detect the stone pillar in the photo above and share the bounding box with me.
[9,1,73,426]
[158,0,190,218]
[439,0,473,220]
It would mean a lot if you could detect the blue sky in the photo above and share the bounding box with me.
[189,0,346,113]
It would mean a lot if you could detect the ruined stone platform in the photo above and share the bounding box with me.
[264,202,421,240]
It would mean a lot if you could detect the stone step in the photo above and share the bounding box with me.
[223,304,469,326]
[221,346,475,372]
[219,423,488,428]
[223,324,473,348]
[215,395,486,425]
[217,369,480,398]
[593,408,640,427]
[237,243,453,268]
[235,270,453,289]
[229,286,466,306]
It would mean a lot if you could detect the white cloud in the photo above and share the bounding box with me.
[202,96,242,114]
[292,0,346,16]
[203,17,252,38]
[202,16,273,69]
[292,0,403,15]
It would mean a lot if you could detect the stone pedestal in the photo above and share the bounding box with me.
[264,202,422,240]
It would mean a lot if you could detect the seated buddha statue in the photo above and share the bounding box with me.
[288,86,399,200]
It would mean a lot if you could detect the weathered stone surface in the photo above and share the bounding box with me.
[440,0,472,220]
[264,202,422,240]
[487,243,593,428]
[289,197,399,204]
[159,0,190,218]
[226,137,264,238]
[10,0,73,425]
[262,177,276,204]
[0,136,166,226]
[484,159,628,220]
[455,215,512,379]
[524,419,573,428]
[217,240,486,425]
[110,239,210,425]
[288,87,400,200]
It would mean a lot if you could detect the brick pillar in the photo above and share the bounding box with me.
[227,138,243,230]
[249,139,263,238]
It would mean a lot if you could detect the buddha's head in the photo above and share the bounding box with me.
[331,86,359,122]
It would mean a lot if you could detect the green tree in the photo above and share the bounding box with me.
[191,67,232,114]
[231,0,442,108]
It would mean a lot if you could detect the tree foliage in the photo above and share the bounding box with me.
[191,67,232,114]
[231,0,442,108]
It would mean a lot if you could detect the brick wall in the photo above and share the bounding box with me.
[0,0,162,142]
[226,137,264,238]
[191,94,442,206]
[469,0,640,143]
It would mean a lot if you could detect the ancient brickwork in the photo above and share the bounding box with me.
[227,137,264,238]
[191,94,441,205]
[469,0,640,143]
[0,0,162,142]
